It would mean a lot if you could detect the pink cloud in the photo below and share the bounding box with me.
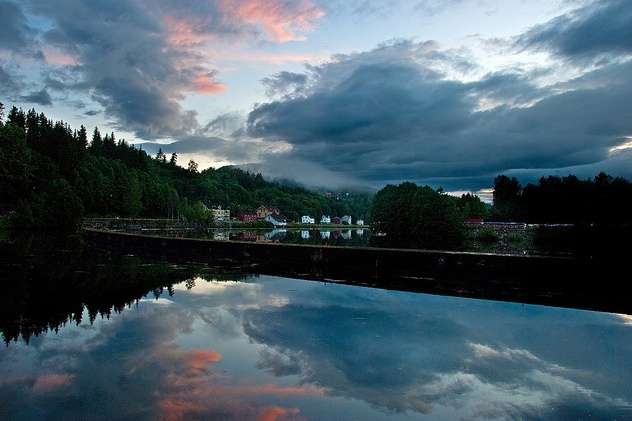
[163,16,215,48]
[187,349,223,371]
[43,48,78,65]
[222,0,325,42]
[193,72,226,94]
[32,373,75,393]
[258,406,302,421]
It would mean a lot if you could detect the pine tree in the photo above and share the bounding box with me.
[77,125,88,151]
[91,127,103,154]
[7,106,25,128]
[156,148,166,163]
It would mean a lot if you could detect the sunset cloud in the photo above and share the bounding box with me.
[258,406,302,421]
[193,72,226,94]
[163,15,215,48]
[32,373,75,393]
[222,0,325,42]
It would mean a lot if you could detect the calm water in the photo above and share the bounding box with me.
[1,240,632,420]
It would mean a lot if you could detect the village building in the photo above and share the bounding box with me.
[256,206,280,219]
[239,214,258,222]
[301,216,316,224]
[320,215,331,224]
[211,206,230,222]
[332,217,342,224]
[341,215,352,225]
[356,219,365,226]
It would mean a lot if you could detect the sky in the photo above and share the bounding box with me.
[2,0,632,193]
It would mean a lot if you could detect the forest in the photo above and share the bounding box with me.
[491,174,632,224]
[0,104,372,230]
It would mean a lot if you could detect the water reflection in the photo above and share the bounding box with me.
[1,240,632,420]
[134,228,371,247]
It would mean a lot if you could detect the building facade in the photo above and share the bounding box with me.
[301,216,315,224]
[256,206,280,219]
[320,215,331,224]
[341,215,352,225]
[212,206,230,222]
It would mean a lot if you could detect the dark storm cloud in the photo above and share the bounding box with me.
[20,88,52,105]
[20,0,328,142]
[23,0,234,139]
[0,1,32,52]
[517,0,632,62]
[248,40,632,188]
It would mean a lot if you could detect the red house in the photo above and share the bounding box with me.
[239,214,258,222]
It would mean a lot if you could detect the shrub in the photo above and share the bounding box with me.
[477,227,499,244]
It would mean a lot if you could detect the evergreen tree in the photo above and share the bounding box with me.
[7,106,25,129]
[156,148,166,163]
[91,127,103,154]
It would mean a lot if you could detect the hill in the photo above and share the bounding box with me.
[0,104,372,230]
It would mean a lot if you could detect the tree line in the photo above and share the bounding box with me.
[0,104,372,231]
[491,174,632,224]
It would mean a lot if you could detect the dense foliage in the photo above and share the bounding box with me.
[491,173,632,224]
[371,183,466,249]
[491,174,632,257]
[0,104,371,230]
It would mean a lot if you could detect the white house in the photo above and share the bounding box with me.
[356,219,365,226]
[320,215,331,224]
[341,215,352,225]
[301,216,315,224]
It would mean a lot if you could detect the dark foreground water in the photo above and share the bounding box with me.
[1,239,632,420]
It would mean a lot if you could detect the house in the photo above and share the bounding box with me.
[341,215,352,225]
[332,217,342,224]
[301,215,315,224]
[356,219,365,226]
[320,215,331,224]
[239,214,258,222]
[211,206,230,222]
[256,206,280,219]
